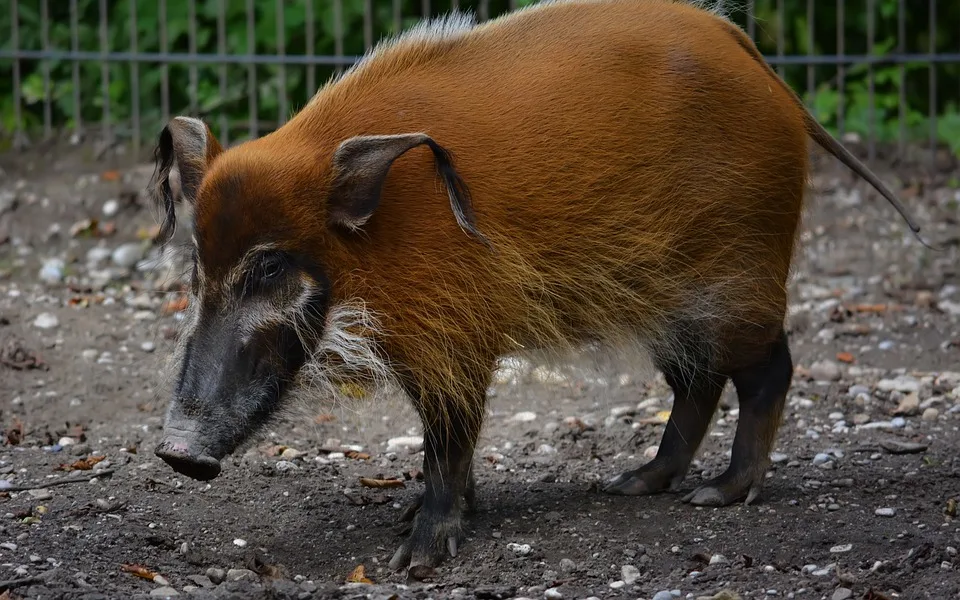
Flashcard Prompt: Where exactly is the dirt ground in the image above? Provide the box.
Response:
[0,141,959,600]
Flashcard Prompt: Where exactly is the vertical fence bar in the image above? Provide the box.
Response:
[393,0,402,33]
[776,0,784,78]
[897,0,906,157]
[188,0,198,115]
[129,0,141,155]
[10,0,23,147]
[247,0,258,139]
[422,0,431,18]
[160,0,169,126]
[277,0,288,126]
[837,0,845,138]
[70,0,82,139]
[451,0,459,12]
[305,0,316,96]
[218,0,229,144]
[479,0,490,21]
[364,0,373,50]
[746,0,755,42]
[41,0,52,140]
[806,0,814,104]
[99,0,111,144]
[929,0,937,163]
[867,0,876,161]
[334,0,345,76]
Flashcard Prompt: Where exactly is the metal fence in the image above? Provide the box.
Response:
[1,0,958,163]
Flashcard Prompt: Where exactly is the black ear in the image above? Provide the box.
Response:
[327,133,489,246]
[149,116,223,246]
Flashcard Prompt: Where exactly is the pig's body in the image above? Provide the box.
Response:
[150,0,922,575]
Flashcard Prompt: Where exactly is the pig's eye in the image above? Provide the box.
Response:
[259,253,286,282]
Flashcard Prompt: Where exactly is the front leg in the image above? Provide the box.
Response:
[389,384,485,573]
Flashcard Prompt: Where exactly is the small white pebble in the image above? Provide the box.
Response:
[507,542,532,556]
[509,411,537,422]
[233,538,247,547]
[875,507,896,517]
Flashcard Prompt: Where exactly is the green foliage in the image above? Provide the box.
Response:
[0,0,958,154]
[735,0,960,153]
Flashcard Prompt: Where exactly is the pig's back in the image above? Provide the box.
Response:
[300,0,805,250]
[291,0,809,355]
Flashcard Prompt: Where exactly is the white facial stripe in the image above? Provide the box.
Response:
[237,275,319,345]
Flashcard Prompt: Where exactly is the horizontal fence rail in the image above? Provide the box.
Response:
[1,0,958,164]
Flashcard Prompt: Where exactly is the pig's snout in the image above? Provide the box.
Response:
[154,433,222,481]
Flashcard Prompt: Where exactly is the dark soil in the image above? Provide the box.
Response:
[1,143,959,600]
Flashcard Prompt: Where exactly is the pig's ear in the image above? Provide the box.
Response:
[149,116,224,246]
[327,133,489,246]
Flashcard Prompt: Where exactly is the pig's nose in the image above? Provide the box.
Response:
[154,437,222,481]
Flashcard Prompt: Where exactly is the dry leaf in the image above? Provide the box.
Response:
[637,410,671,425]
[851,303,901,314]
[57,455,106,471]
[346,564,373,584]
[345,450,371,460]
[69,218,99,237]
[121,563,159,581]
[835,352,855,364]
[245,552,285,580]
[160,296,189,316]
[359,477,405,489]
[313,414,336,424]
[1,341,47,371]
[563,417,590,433]
[101,170,121,182]
[265,445,288,457]
[99,221,117,236]
[5,418,24,446]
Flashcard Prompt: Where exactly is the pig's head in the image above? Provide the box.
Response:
[148,116,485,481]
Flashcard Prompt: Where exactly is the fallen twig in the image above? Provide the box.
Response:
[1,469,116,492]
[0,571,53,591]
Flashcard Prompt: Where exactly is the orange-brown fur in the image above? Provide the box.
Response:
[194,0,807,415]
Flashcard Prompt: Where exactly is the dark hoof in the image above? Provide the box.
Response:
[154,438,222,481]
[681,473,763,507]
[602,460,686,496]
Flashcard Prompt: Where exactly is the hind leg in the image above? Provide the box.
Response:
[604,358,727,496]
[683,329,793,506]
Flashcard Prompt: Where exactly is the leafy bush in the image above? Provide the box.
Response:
[1,0,958,154]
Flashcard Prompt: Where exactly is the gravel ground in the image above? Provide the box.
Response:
[0,143,959,600]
